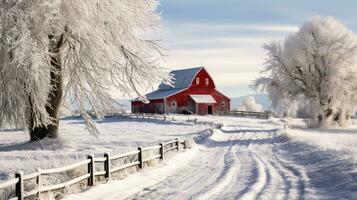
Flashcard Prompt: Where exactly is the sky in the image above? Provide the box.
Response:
[154,0,357,97]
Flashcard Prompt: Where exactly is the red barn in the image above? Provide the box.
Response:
[131,67,230,115]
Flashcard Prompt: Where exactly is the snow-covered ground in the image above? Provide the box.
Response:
[2,115,357,200]
[281,118,357,155]
[0,117,210,181]
[65,115,357,200]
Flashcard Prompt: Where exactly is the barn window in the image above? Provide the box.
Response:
[196,77,200,85]
[205,78,209,85]
[221,101,225,107]
[172,102,176,107]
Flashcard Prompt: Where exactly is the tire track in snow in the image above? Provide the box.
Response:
[253,133,291,200]
[269,134,307,200]
[210,131,260,199]
[190,134,238,198]
[267,160,293,200]
[196,128,248,199]
[254,152,290,200]
[196,142,240,199]
[235,130,293,200]
[272,153,306,200]
[236,154,268,200]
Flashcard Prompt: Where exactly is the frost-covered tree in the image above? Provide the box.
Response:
[253,16,357,127]
[0,0,169,141]
[236,96,263,112]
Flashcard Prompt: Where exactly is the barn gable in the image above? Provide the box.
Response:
[158,67,203,90]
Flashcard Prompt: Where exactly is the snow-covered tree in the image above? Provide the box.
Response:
[236,96,263,112]
[0,0,169,141]
[253,16,357,127]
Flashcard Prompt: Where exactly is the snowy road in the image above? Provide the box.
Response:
[125,125,309,200]
[65,118,357,200]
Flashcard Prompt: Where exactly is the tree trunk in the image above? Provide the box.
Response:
[334,108,351,127]
[317,107,333,127]
[29,34,64,142]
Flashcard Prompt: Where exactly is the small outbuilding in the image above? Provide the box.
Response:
[131,66,230,115]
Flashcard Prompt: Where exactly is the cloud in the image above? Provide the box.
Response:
[164,23,299,33]
[157,22,298,92]
[166,37,282,50]
[158,22,298,42]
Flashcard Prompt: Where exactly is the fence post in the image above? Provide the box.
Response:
[104,153,111,181]
[15,171,24,200]
[194,118,197,124]
[160,142,165,160]
[138,147,143,169]
[87,155,95,186]
[164,115,166,121]
[37,169,41,198]
[176,138,180,151]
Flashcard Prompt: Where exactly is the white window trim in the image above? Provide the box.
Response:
[196,77,200,85]
[205,78,209,85]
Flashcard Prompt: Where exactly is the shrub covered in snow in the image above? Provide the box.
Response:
[236,96,264,112]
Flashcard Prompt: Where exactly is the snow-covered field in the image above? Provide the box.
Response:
[2,115,357,200]
[0,116,210,181]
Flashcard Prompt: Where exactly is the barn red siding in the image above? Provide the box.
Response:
[165,88,230,114]
[131,67,231,115]
[132,99,164,114]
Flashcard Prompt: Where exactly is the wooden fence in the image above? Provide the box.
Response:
[107,113,201,124]
[0,139,186,200]
[219,110,271,119]
[109,111,271,121]
[107,113,172,121]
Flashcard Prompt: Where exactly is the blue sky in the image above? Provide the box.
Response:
[155,0,357,97]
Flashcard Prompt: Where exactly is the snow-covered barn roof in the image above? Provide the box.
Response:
[133,66,211,101]
[190,95,217,104]
[143,88,185,100]
[158,67,203,90]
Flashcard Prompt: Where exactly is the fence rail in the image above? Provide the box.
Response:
[219,110,271,119]
[0,138,185,200]
[107,113,167,121]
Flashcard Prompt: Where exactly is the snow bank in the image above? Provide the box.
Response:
[276,118,357,156]
[284,127,357,156]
